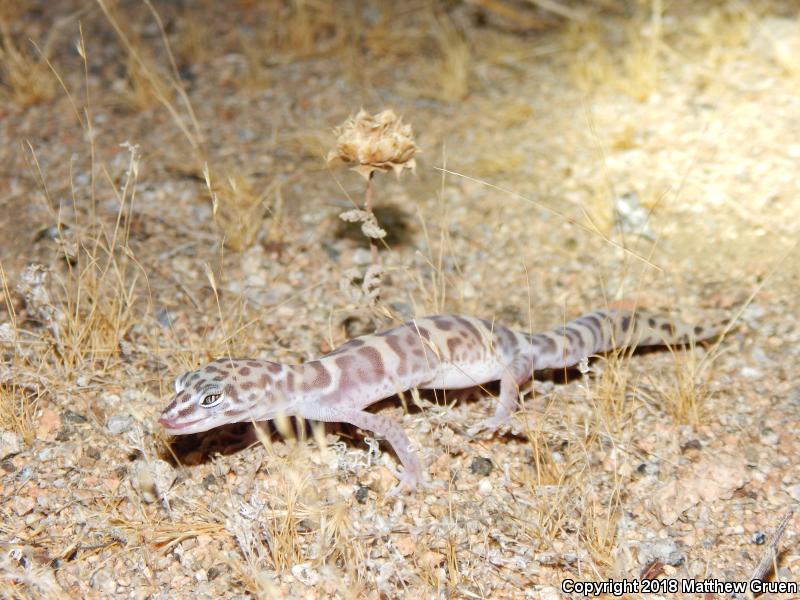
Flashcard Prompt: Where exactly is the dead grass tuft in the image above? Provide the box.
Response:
[97,0,204,155]
[563,0,665,100]
[577,486,620,568]
[433,14,471,102]
[642,341,716,426]
[18,138,143,381]
[274,0,350,59]
[0,382,38,446]
[204,167,278,252]
[0,23,55,107]
[585,351,639,436]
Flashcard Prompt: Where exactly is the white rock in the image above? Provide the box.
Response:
[784,484,800,502]
[130,459,177,503]
[291,562,319,586]
[0,430,21,459]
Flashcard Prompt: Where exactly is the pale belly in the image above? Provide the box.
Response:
[417,360,503,390]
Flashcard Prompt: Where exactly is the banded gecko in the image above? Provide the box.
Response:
[159,309,724,493]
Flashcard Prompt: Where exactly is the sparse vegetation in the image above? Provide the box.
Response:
[0,0,797,597]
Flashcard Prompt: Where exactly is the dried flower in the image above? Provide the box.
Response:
[327,109,418,180]
[339,209,387,239]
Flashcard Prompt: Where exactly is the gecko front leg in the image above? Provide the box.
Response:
[297,403,430,494]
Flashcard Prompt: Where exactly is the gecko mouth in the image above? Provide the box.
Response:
[159,415,204,432]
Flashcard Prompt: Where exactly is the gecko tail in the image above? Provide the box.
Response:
[616,310,731,348]
[526,309,730,371]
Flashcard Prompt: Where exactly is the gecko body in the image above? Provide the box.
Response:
[159,310,724,492]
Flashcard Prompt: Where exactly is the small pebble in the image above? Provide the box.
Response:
[130,459,176,503]
[470,456,493,477]
[106,414,133,435]
[752,532,766,545]
[355,485,369,504]
[63,410,88,424]
[759,428,779,446]
[638,538,684,567]
[0,431,21,459]
[785,484,800,502]
[740,366,762,379]
[291,562,319,586]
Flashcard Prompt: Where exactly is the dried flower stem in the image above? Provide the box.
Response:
[365,174,378,264]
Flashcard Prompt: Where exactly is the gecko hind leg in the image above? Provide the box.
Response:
[468,354,533,435]
[299,403,431,494]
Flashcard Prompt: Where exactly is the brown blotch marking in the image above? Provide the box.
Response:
[580,313,604,332]
[334,354,356,372]
[247,392,257,402]
[415,326,432,342]
[177,404,195,418]
[305,361,332,390]
[224,384,240,402]
[240,381,256,391]
[453,315,484,345]
[564,327,582,351]
[433,316,453,331]
[575,316,599,346]
[164,400,177,413]
[384,334,408,376]
[497,327,519,352]
[188,372,201,383]
[356,346,385,383]
[537,335,557,355]
[572,325,592,350]
[286,370,295,391]
[693,325,703,335]
[239,366,251,376]
[247,360,261,368]
[213,374,226,382]
[334,354,357,389]
[205,365,223,374]
[660,322,676,335]
[647,316,657,328]
[257,374,271,389]
[447,336,464,357]
[267,363,282,374]
[620,315,631,331]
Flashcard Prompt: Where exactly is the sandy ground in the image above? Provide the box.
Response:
[1,1,799,598]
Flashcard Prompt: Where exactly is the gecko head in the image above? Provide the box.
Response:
[159,359,280,435]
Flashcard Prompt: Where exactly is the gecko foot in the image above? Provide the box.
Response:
[385,465,437,496]
[467,414,511,437]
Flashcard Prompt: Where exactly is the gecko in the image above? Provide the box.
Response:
[159,309,725,493]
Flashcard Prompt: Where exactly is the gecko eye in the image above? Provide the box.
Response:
[200,393,222,408]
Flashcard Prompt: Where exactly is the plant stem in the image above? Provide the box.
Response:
[365,173,378,264]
